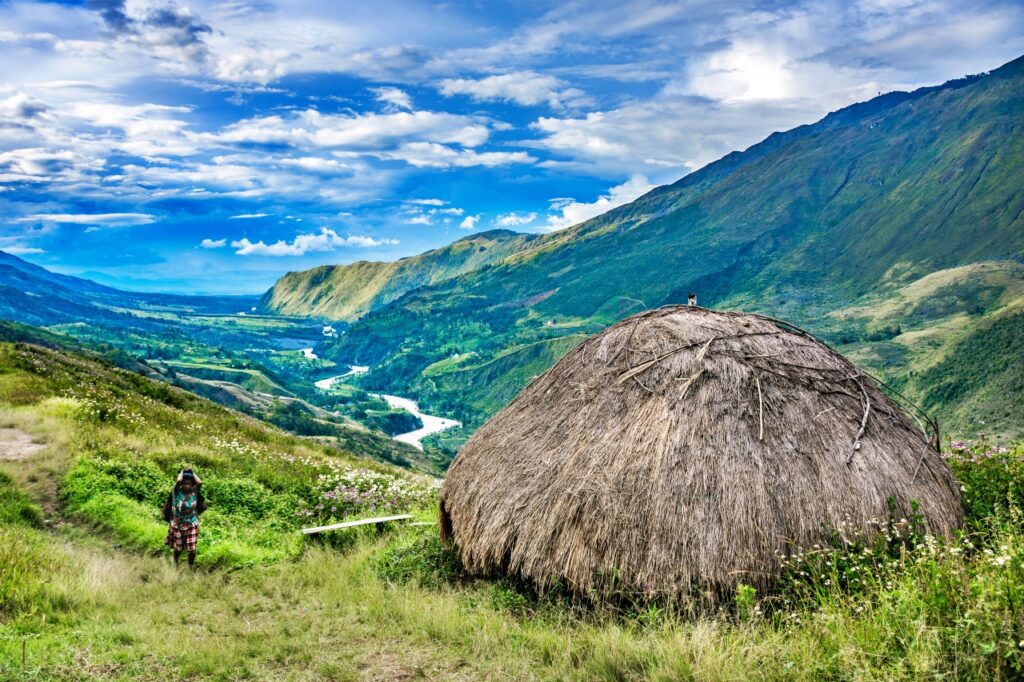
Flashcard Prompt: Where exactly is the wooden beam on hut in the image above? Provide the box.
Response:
[301,514,412,535]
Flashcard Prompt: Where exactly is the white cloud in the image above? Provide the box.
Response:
[405,203,466,225]
[213,109,491,150]
[496,211,536,227]
[3,245,44,255]
[200,238,227,248]
[231,226,397,256]
[371,86,413,111]
[214,49,292,84]
[438,70,589,108]
[229,213,269,219]
[14,213,156,227]
[681,39,870,104]
[343,235,398,248]
[0,92,48,119]
[530,95,833,176]
[460,214,479,229]
[64,102,196,158]
[546,174,655,230]
[381,142,534,168]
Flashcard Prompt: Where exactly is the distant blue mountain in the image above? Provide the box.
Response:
[0,250,257,326]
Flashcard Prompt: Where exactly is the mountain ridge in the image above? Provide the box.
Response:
[257,228,539,321]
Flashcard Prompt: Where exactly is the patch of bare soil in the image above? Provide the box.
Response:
[0,427,46,461]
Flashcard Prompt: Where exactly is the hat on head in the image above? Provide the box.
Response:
[177,468,202,485]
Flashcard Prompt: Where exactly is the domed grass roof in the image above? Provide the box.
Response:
[439,306,964,603]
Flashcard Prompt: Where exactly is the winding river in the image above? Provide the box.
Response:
[312,365,461,450]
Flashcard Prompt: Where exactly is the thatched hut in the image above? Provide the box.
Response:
[439,306,964,603]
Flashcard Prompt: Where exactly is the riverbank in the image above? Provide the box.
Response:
[372,393,462,451]
[312,365,461,449]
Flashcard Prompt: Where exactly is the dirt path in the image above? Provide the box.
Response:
[0,426,63,518]
[0,427,47,461]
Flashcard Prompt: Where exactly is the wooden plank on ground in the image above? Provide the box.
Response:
[301,514,412,535]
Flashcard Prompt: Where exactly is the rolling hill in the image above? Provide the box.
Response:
[257,229,539,321]
[281,55,1024,444]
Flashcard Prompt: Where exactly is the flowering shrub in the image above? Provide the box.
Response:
[295,466,438,523]
[946,436,1024,527]
[772,510,926,610]
[761,443,1024,677]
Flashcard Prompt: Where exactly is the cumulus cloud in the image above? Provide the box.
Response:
[438,71,589,108]
[380,142,534,168]
[372,86,413,111]
[231,226,397,256]
[530,95,828,175]
[212,109,491,150]
[87,0,213,69]
[3,245,45,255]
[199,238,227,248]
[496,211,536,227]
[214,49,292,84]
[405,202,465,225]
[66,102,196,158]
[460,214,479,229]
[0,92,49,120]
[0,149,81,180]
[14,212,156,227]
[546,174,655,230]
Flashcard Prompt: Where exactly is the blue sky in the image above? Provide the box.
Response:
[1,0,1022,294]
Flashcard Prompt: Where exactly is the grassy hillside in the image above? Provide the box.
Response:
[830,260,1024,440]
[0,340,436,565]
[2,340,1024,678]
[0,252,443,469]
[257,229,539,321]
[318,56,1024,446]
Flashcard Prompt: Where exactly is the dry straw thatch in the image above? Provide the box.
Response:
[439,305,964,603]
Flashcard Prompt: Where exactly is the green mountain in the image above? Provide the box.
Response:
[0,250,256,326]
[257,229,539,321]
[301,55,1024,445]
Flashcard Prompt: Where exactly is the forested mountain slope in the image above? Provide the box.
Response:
[257,229,539,321]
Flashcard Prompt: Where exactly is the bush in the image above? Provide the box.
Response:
[74,492,167,552]
[373,526,463,589]
[62,452,168,510]
[202,476,279,519]
[0,470,42,527]
[946,438,1024,527]
[766,471,1024,678]
[295,466,437,526]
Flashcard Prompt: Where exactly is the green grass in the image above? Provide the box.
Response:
[0,341,437,571]
[2,338,1024,679]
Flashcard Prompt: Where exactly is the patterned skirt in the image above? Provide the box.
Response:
[165,520,199,552]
